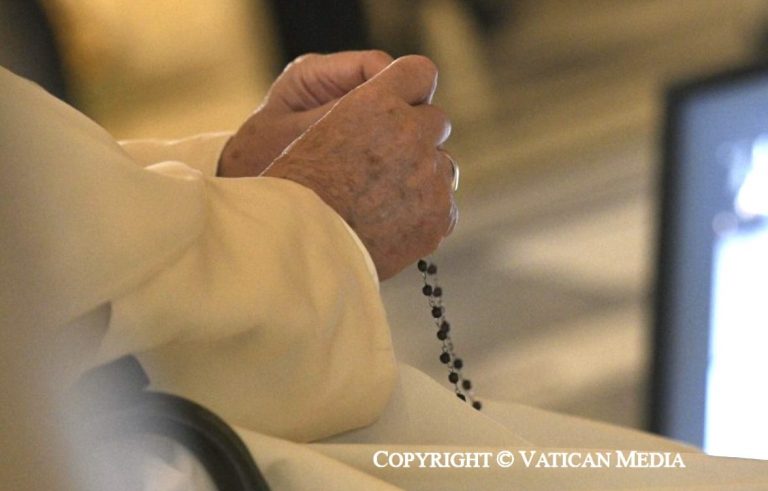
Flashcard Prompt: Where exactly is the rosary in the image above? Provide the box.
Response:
[417,259,482,410]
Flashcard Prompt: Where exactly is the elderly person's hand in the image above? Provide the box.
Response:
[218,50,393,177]
[264,55,456,280]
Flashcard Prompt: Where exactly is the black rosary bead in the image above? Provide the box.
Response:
[418,258,481,411]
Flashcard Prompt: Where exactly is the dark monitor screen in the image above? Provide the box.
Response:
[652,63,768,459]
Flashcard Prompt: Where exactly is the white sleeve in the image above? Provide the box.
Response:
[87,434,218,491]
[0,65,396,476]
[100,174,396,443]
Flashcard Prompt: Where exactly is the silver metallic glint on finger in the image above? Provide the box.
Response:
[449,157,460,192]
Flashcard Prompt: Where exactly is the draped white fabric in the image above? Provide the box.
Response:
[1,66,766,490]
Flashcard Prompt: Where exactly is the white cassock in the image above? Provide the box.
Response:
[1,66,767,490]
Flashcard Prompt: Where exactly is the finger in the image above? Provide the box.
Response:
[446,198,459,236]
[429,154,458,244]
[274,50,394,110]
[362,55,439,105]
[316,50,394,87]
[413,104,451,146]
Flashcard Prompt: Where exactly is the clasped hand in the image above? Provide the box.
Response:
[218,51,457,280]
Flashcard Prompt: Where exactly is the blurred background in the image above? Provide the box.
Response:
[3,0,768,433]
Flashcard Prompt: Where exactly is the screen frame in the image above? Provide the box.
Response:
[650,61,768,446]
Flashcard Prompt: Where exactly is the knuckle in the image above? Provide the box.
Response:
[430,105,451,132]
[429,104,448,121]
[395,55,438,103]
[339,88,407,124]
[365,49,394,66]
[292,52,322,65]
[348,83,388,106]
[404,55,438,78]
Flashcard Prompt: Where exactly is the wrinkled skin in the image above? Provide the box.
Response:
[219,52,456,280]
[218,50,395,177]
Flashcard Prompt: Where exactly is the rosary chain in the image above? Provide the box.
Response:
[417,259,482,411]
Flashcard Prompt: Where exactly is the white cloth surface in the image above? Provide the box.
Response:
[90,434,218,491]
[1,66,767,490]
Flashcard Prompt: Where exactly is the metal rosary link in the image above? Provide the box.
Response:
[417,259,482,410]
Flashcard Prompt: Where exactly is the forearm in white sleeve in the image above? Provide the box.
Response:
[100,173,396,443]
[0,66,396,489]
[1,65,206,490]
